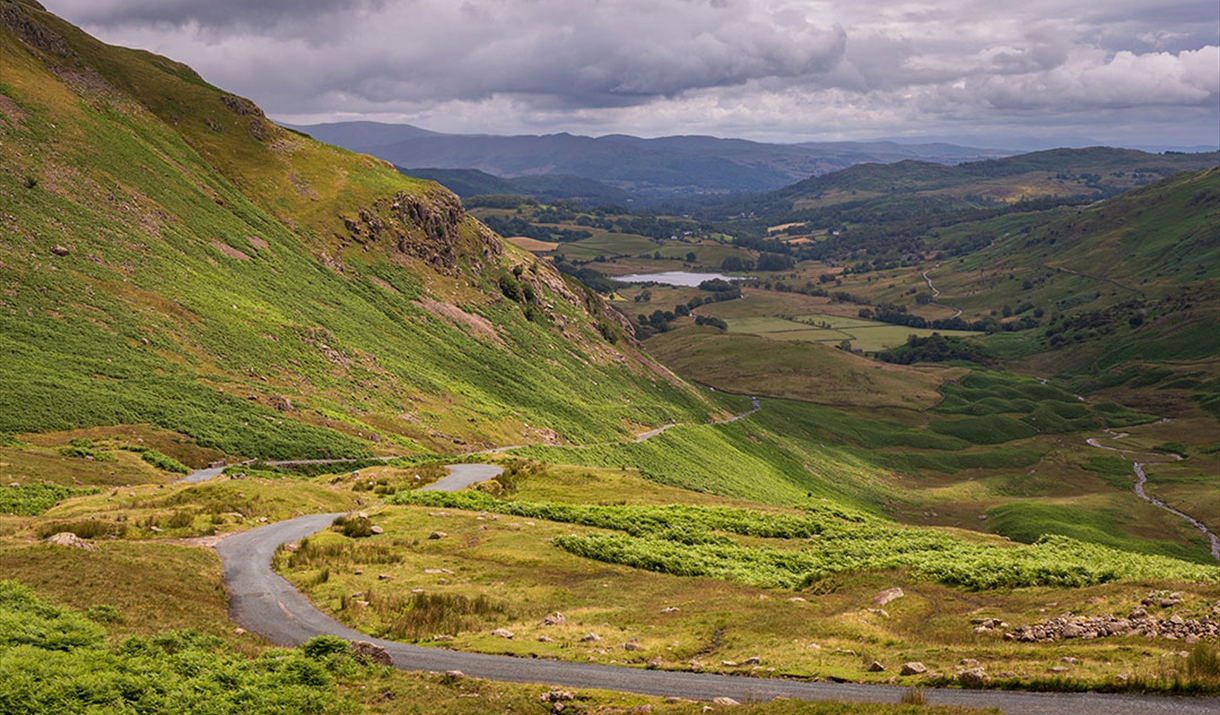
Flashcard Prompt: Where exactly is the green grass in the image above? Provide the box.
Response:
[930,414,1038,445]
[390,491,1220,590]
[726,315,981,352]
[985,501,1214,564]
[0,485,96,517]
[0,581,351,714]
[513,402,891,512]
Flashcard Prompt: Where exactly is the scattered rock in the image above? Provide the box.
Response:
[900,662,927,675]
[537,635,554,643]
[445,670,464,679]
[623,640,643,652]
[647,656,663,669]
[957,667,990,687]
[742,656,761,665]
[491,628,514,639]
[429,531,448,540]
[43,532,99,551]
[377,573,392,581]
[712,697,740,706]
[1048,666,1070,673]
[234,628,246,636]
[689,660,704,672]
[661,606,680,613]
[1060,656,1078,664]
[1004,610,1216,643]
[350,641,393,667]
[580,632,601,642]
[959,658,979,667]
[369,526,384,535]
[541,612,567,626]
[867,661,886,672]
[541,690,574,703]
[50,244,70,256]
[722,660,738,667]
[872,587,905,607]
[433,635,453,642]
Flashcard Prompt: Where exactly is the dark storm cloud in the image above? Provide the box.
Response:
[42,1,1220,146]
[50,0,848,107]
[50,0,386,32]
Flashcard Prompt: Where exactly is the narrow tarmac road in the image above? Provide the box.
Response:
[214,465,1219,715]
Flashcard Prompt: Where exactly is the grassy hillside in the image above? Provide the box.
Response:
[0,0,725,461]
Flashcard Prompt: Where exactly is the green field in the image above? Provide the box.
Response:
[727,314,982,352]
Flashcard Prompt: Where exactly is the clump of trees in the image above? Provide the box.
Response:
[878,333,996,365]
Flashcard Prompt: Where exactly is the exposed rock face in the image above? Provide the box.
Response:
[341,190,502,276]
[1,2,70,57]
[220,95,267,140]
[349,640,393,667]
[44,532,99,551]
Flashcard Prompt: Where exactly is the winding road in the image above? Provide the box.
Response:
[211,464,1219,714]
[922,267,963,319]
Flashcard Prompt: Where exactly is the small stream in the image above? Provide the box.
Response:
[1087,430,1220,561]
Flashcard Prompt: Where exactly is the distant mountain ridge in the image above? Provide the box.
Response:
[705,146,1220,222]
[287,121,1016,200]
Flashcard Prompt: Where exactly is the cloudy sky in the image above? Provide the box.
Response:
[46,0,1220,148]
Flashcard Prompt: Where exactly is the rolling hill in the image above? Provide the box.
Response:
[707,147,1220,222]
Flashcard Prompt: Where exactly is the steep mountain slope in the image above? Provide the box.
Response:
[0,0,721,461]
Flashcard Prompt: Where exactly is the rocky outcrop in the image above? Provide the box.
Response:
[350,640,393,666]
[220,95,267,141]
[43,532,99,551]
[1,2,70,57]
[341,189,502,276]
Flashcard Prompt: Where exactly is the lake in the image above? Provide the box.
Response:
[614,271,742,287]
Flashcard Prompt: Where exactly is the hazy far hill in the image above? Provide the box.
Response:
[290,120,1014,200]
[705,146,1220,221]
